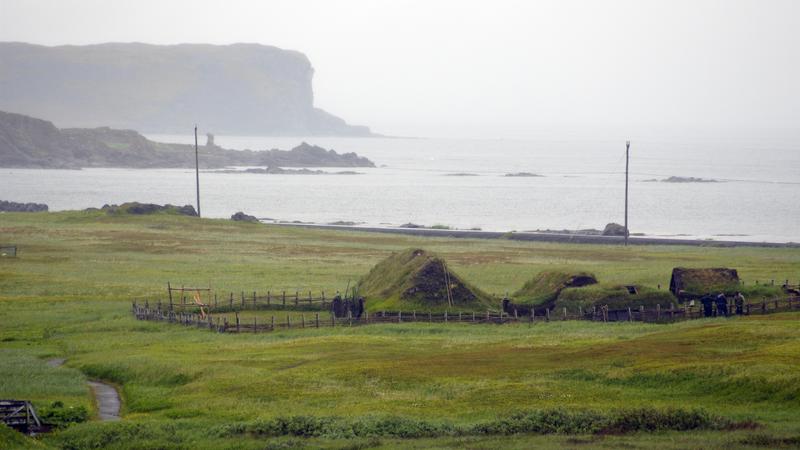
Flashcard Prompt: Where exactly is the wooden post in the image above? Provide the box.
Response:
[295,291,299,306]
[253,291,257,308]
[562,307,567,320]
[267,291,271,306]
[316,313,320,328]
[167,281,173,306]
[365,310,370,322]
[287,315,291,328]
[229,292,233,308]
[472,311,476,322]
[348,310,352,326]
[214,293,218,309]
[669,303,675,320]
[579,306,582,317]
[514,309,518,320]
[412,310,416,321]
[253,317,257,334]
[546,308,550,321]
[459,311,463,322]
[628,307,632,322]
[657,304,662,321]
[640,305,645,321]
[308,290,312,305]
[235,312,240,333]
[444,311,448,322]
[282,291,286,306]
[398,311,402,323]
[271,315,275,331]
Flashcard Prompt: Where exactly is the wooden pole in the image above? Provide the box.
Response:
[194,125,201,217]
[624,140,630,246]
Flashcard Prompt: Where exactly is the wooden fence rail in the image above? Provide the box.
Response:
[132,296,800,333]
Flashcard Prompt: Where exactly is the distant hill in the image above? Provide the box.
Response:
[0,110,375,169]
[0,42,371,136]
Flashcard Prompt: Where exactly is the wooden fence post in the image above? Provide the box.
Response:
[253,317,257,334]
[282,291,286,306]
[412,310,416,321]
[214,293,218,309]
[546,308,550,322]
[316,313,320,328]
[640,305,645,321]
[562,307,567,320]
[271,316,275,331]
[229,292,233,308]
[267,291,271,306]
[365,310,369,323]
[348,310,352,326]
[295,291,299,306]
[235,312,240,333]
[486,310,490,322]
[398,311,402,323]
[627,307,632,322]
[287,315,291,328]
[253,291,257,308]
[444,311,448,322]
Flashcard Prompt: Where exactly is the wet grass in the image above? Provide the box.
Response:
[1,211,800,448]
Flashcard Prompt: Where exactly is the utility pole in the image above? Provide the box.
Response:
[624,140,630,246]
[194,125,201,218]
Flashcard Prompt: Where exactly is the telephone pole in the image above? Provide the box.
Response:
[194,125,201,218]
[624,140,630,246]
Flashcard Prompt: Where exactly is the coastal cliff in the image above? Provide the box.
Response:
[0,42,371,136]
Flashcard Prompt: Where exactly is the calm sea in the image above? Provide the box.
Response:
[2,135,798,242]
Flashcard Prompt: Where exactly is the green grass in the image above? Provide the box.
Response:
[1,211,800,448]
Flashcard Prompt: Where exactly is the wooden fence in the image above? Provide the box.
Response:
[167,289,337,311]
[132,296,800,333]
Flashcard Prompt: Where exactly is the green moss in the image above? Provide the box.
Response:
[358,249,495,312]
[556,285,677,311]
[511,271,597,306]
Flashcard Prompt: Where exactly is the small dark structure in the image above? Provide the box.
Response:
[669,267,739,299]
[331,296,364,318]
[0,400,42,434]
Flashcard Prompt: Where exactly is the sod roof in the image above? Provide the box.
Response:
[357,248,495,312]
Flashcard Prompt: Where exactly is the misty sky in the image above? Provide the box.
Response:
[1,0,798,139]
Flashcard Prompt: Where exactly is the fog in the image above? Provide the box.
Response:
[1,0,798,139]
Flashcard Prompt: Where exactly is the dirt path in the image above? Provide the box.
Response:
[46,358,121,421]
[87,381,120,421]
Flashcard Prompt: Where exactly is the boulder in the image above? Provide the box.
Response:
[231,212,258,222]
[603,223,628,236]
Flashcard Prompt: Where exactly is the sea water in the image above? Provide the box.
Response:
[2,135,798,242]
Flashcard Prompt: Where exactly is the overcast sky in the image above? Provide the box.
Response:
[1,0,797,139]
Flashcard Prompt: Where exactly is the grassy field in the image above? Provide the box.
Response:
[1,211,800,449]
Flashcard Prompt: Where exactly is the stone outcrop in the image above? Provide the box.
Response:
[0,111,376,169]
[0,200,48,212]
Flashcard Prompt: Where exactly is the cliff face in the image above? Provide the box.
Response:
[0,42,371,136]
[0,111,375,169]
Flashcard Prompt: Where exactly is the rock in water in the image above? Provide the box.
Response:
[231,212,258,222]
[603,223,629,236]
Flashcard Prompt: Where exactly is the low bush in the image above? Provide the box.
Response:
[38,401,89,428]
